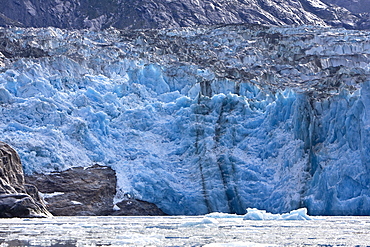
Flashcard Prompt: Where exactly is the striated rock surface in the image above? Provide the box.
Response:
[321,0,370,14]
[25,164,166,216]
[0,0,368,30]
[0,141,51,218]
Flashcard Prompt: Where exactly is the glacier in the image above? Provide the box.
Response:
[0,24,370,216]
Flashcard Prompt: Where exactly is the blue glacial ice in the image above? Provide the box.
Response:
[0,25,370,215]
[243,208,312,220]
[206,208,312,220]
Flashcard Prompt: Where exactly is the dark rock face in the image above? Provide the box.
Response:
[319,0,370,30]
[0,0,368,30]
[113,199,167,216]
[25,164,166,216]
[321,0,370,14]
[0,141,51,218]
[25,164,117,216]
[112,199,165,216]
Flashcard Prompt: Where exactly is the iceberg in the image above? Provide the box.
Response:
[243,208,312,220]
[205,208,312,220]
[0,24,370,216]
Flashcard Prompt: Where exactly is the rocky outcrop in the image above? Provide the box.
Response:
[25,164,116,216]
[113,199,167,216]
[25,164,166,216]
[0,141,51,218]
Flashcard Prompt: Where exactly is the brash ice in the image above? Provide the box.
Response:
[0,24,369,215]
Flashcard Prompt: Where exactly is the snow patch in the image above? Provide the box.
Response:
[40,192,65,199]
[71,201,83,205]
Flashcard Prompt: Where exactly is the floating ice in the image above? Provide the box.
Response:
[205,208,312,220]
[179,218,219,228]
[2,216,370,246]
[243,208,312,220]
[205,212,244,218]
[204,242,279,247]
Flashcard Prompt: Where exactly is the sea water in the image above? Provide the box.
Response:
[0,216,369,246]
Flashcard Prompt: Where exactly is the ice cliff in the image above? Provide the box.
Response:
[0,24,369,215]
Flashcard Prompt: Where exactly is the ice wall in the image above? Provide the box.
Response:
[0,25,369,215]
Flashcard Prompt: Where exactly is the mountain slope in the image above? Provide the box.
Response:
[0,0,368,30]
[321,0,370,14]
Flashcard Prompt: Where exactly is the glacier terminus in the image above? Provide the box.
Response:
[0,24,370,216]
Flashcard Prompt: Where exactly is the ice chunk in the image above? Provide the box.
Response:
[205,212,244,218]
[135,64,170,94]
[280,208,312,220]
[113,204,120,211]
[243,208,312,220]
[0,87,13,104]
[179,218,219,227]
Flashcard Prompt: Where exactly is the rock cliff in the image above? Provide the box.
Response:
[0,141,51,218]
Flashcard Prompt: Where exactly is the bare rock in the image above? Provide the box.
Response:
[25,164,166,216]
[0,141,51,218]
[113,199,166,216]
[0,0,369,31]
[25,164,116,216]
